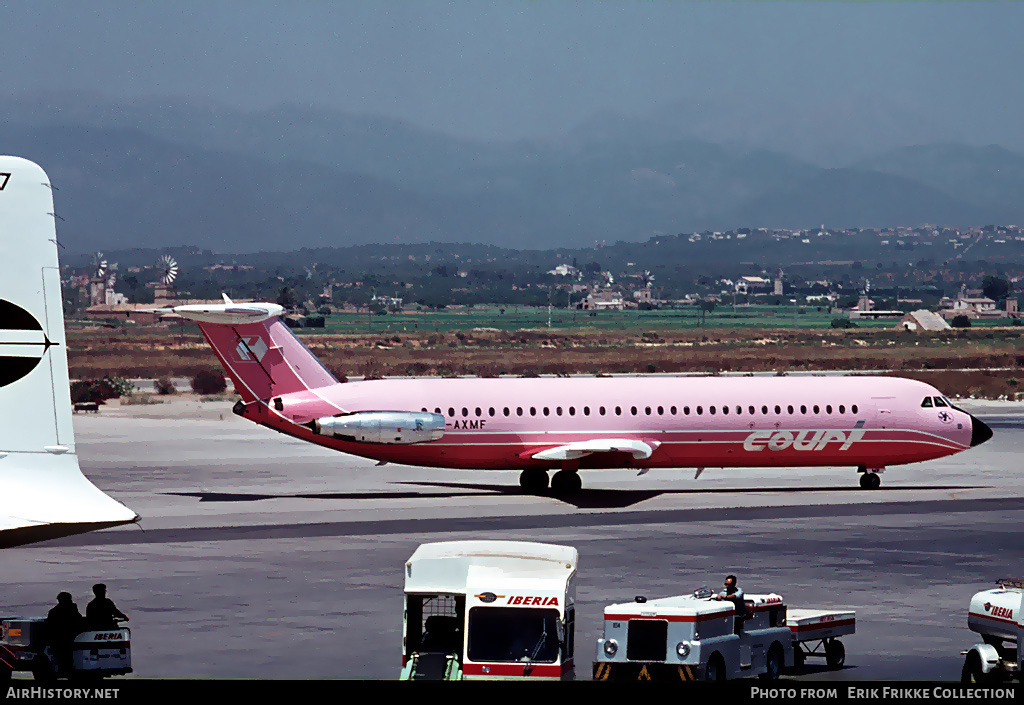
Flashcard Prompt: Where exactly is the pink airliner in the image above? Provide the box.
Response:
[161,298,992,494]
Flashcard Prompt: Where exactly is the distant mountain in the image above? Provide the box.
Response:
[0,124,535,253]
[730,168,1023,230]
[854,144,1024,214]
[4,94,1024,253]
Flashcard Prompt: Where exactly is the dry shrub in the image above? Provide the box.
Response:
[191,369,227,395]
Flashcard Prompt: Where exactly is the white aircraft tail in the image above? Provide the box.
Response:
[0,156,137,547]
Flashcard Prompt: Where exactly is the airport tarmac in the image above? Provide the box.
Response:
[1,396,1022,680]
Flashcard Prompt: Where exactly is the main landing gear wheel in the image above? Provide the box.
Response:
[859,472,881,490]
[550,469,582,495]
[519,468,549,494]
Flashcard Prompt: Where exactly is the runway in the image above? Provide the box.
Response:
[2,397,1021,680]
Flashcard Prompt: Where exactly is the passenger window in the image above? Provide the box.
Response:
[800,405,807,414]
[434,408,441,415]
[839,405,845,414]
[462,408,469,417]
[684,406,690,415]
[475,408,482,417]
[813,405,819,414]
[671,406,677,415]
[615,406,622,415]
[570,407,577,416]
[488,407,495,417]
[697,406,703,415]
[852,405,859,414]
[530,407,536,416]
[762,405,768,415]
[543,407,550,416]
[709,406,716,415]
[516,407,523,416]
[556,407,563,416]
[599,406,606,415]
[921,397,933,408]
[657,406,664,415]
[631,406,638,416]
[826,405,832,414]
[503,407,510,416]
[721,405,728,415]
[448,407,455,417]
[787,405,794,414]
[645,406,651,415]
[933,397,948,407]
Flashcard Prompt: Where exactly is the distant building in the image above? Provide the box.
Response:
[735,276,770,294]
[633,288,653,304]
[849,294,902,320]
[547,264,578,277]
[898,310,951,332]
[578,290,630,311]
[937,289,1002,320]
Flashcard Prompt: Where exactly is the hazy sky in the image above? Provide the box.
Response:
[2,1,1022,142]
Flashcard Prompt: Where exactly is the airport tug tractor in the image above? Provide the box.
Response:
[400,541,577,680]
[0,617,131,681]
[593,587,855,681]
[961,578,1024,682]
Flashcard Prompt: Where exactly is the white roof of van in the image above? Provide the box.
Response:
[404,541,578,594]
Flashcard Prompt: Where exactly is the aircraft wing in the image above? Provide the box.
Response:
[525,438,659,461]
[0,156,138,548]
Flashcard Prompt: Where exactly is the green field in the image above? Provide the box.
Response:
[301,304,1011,335]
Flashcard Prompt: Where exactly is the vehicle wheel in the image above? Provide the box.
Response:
[961,652,987,683]
[519,468,549,494]
[792,648,805,671]
[859,472,880,490]
[760,643,783,680]
[704,653,726,681]
[824,639,845,669]
[550,470,582,495]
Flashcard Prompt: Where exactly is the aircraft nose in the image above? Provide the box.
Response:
[970,415,993,447]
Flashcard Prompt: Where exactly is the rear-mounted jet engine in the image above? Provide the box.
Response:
[312,411,445,444]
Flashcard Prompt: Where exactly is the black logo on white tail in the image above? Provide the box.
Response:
[0,300,56,388]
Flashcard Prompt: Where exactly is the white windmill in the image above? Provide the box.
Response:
[92,251,107,278]
[88,252,108,306]
[154,254,179,303]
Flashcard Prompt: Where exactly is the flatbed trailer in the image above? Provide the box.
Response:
[786,608,856,670]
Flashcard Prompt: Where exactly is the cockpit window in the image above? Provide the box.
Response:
[921,397,933,408]
[933,397,948,407]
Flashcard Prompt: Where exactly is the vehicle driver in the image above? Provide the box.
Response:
[713,574,747,630]
[86,584,128,630]
[46,592,83,675]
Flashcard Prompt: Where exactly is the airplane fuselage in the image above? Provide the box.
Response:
[235,375,983,472]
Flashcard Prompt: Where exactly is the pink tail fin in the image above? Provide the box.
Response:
[198,318,336,403]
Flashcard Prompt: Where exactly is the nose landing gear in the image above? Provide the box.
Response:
[858,466,882,490]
